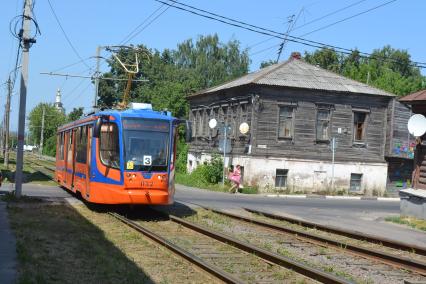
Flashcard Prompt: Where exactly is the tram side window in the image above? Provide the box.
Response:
[67,131,73,164]
[76,126,87,164]
[58,132,65,160]
[100,123,120,169]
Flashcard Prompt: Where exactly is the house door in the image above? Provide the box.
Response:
[414,145,426,189]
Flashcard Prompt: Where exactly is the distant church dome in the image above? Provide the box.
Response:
[54,89,65,113]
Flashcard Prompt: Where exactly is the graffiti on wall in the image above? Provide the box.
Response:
[393,140,415,159]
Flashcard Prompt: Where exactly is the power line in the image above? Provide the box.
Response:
[292,0,367,31]
[300,0,398,37]
[46,0,92,71]
[51,57,94,73]
[156,0,425,68]
[122,4,173,44]
[120,2,168,45]
[247,0,367,52]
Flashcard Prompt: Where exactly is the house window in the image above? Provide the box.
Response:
[278,106,294,139]
[275,169,288,188]
[353,112,367,143]
[197,110,204,137]
[350,173,362,192]
[191,110,196,138]
[316,109,330,141]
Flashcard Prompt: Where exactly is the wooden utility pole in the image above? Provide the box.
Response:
[15,0,34,198]
[4,77,12,168]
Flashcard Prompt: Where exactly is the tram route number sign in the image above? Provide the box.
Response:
[143,155,152,166]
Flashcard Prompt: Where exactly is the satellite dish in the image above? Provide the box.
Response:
[407,114,426,137]
[208,118,217,129]
[239,122,249,134]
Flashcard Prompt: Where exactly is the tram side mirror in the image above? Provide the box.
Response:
[93,117,102,138]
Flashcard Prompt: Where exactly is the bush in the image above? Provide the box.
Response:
[176,138,188,174]
[201,155,223,184]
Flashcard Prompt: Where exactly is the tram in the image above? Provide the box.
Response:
[54,103,190,204]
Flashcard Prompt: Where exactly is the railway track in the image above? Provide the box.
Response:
[110,209,350,284]
[170,202,426,283]
[244,207,426,256]
[193,206,426,276]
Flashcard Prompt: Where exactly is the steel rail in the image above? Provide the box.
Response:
[201,207,426,276]
[169,215,352,284]
[108,212,244,284]
[244,208,426,256]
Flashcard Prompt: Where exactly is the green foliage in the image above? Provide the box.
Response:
[259,60,276,69]
[200,154,223,184]
[175,136,188,174]
[43,135,57,157]
[67,107,84,122]
[176,155,223,188]
[28,103,67,156]
[304,46,425,96]
[98,34,250,116]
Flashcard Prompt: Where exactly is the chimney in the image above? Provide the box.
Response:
[290,52,301,60]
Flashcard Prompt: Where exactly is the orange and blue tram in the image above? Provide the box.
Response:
[55,104,189,204]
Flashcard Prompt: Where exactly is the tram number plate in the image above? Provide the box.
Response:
[141,181,154,188]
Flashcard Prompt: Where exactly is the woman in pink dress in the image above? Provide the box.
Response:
[228,165,241,193]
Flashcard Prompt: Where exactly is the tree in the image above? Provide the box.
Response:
[68,107,84,122]
[260,60,276,69]
[304,46,425,96]
[28,103,67,156]
[97,34,250,117]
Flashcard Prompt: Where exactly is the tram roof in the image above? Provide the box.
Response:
[58,108,175,132]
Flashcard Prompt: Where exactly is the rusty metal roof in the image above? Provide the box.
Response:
[191,58,394,97]
[399,89,426,103]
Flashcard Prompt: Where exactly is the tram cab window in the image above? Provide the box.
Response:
[99,123,120,169]
[122,118,169,172]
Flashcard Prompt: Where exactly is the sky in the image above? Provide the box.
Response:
[0,0,425,132]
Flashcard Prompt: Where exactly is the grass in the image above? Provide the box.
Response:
[7,202,216,284]
[0,154,56,186]
[176,172,259,194]
[385,215,426,231]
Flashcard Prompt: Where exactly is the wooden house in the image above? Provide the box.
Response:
[187,52,412,194]
[400,89,426,189]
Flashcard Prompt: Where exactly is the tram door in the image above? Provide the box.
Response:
[64,129,75,190]
[86,126,92,197]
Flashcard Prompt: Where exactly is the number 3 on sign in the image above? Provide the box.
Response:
[143,155,152,166]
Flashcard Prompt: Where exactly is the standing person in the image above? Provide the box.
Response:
[228,165,241,193]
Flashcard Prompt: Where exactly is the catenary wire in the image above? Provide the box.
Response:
[155,0,425,68]
[300,0,398,37]
[46,0,92,71]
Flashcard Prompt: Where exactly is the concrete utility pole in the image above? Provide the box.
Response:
[39,106,45,156]
[93,46,101,111]
[15,0,33,198]
[4,77,12,168]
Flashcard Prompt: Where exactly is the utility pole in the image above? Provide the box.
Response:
[4,77,12,168]
[93,45,101,111]
[39,106,45,156]
[15,0,34,198]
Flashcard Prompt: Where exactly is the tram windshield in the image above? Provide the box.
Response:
[123,118,170,172]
